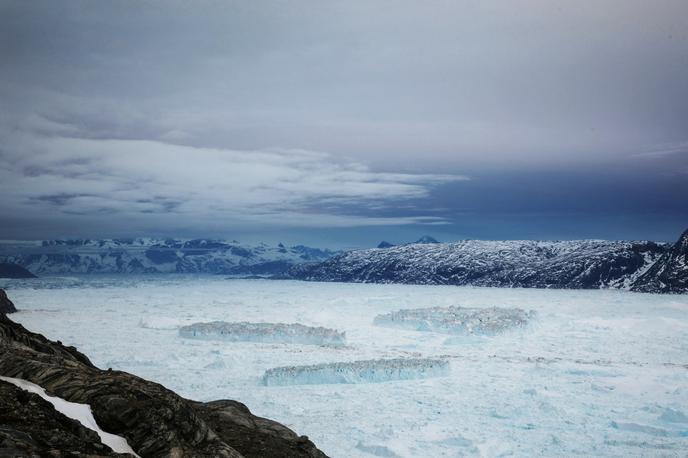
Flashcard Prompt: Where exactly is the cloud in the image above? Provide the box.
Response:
[0,124,465,235]
[632,141,688,159]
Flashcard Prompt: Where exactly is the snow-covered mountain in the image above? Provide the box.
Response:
[288,238,676,290]
[631,228,688,293]
[0,238,335,275]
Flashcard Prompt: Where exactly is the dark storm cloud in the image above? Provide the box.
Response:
[0,0,686,242]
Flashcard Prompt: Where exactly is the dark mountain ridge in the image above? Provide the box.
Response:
[288,228,688,293]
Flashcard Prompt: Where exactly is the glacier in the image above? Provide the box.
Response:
[179,321,346,345]
[262,358,449,386]
[373,306,535,335]
[4,275,688,457]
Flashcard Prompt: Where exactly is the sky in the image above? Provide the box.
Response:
[1,0,687,248]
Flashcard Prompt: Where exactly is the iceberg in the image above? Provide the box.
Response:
[373,306,535,335]
[262,358,449,386]
[179,321,346,345]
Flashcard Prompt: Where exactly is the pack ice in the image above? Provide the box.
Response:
[373,306,535,335]
[262,358,449,386]
[178,321,346,345]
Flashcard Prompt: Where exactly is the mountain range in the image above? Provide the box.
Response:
[1,230,686,294]
[0,238,334,275]
[288,228,688,294]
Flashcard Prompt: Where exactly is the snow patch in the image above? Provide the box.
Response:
[0,376,139,456]
[262,358,449,386]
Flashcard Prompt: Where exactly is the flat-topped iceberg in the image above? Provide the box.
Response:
[262,358,449,386]
[374,306,535,335]
[179,321,346,345]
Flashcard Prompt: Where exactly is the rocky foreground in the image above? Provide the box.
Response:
[0,290,327,458]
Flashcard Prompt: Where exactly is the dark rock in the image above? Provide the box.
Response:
[192,400,327,458]
[0,289,17,314]
[0,293,328,458]
[377,241,394,249]
[0,262,36,279]
[0,380,126,457]
[632,228,688,294]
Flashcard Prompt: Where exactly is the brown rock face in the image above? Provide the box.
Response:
[0,291,328,458]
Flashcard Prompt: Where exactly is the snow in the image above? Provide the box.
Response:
[0,375,139,456]
[0,238,334,274]
[180,321,346,345]
[3,275,688,457]
[373,306,535,335]
[262,358,449,386]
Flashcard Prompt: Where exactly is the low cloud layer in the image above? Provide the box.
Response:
[0,120,463,237]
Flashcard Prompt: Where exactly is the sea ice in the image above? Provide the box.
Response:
[179,321,346,345]
[262,358,449,386]
[373,306,535,335]
[7,276,688,457]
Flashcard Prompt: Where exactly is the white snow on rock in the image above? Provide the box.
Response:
[373,306,535,335]
[262,358,449,386]
[179,321,346,345]
[0,375,140,457]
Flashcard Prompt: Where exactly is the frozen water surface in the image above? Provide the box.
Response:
[179,321,345,345]
[374,306,535,335]
[3,275,688,457]
[262,358,449,386]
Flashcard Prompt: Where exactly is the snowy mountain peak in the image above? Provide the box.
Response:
[631,227,688,293]
[414,235,439,244]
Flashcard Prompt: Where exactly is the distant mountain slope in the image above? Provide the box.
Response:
[288,239,670,290]
[0,262,37,279]
[631,229,688,294]
[0,239,335,275]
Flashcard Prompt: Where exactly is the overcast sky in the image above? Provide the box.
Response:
[1,0,686,247]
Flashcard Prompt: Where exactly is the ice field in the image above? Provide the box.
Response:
[3,275,688,457]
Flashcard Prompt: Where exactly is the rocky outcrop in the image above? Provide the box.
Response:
[631,228,688,294]
[0,289,17,314]
[0,293,328,457]
[0,262,36,278]
[192,400,326,458]
[0,380,125,457]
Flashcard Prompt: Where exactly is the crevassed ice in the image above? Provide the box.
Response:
[178,321,346,345]
[262,358,449,386]
[373,306,535,335]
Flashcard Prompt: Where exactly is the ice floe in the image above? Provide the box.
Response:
[373,306,535,335]
[262,358,449,386]
[179,321,346,345]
